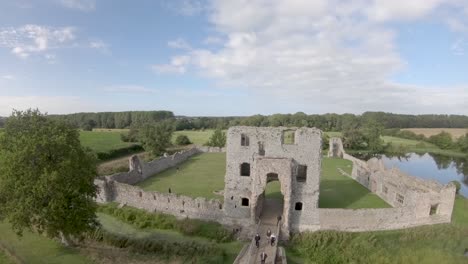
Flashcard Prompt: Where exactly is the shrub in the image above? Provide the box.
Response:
[450,181,461,194]
[97,203,233,242]
[428,132,453,149]
[175,134,192,145]
[120,128,139,142]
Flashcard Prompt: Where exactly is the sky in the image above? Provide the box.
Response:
[0,0,468,116]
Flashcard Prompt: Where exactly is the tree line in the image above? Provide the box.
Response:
[2,111,468,131]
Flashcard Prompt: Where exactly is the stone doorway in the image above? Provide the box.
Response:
[259,173,284,225]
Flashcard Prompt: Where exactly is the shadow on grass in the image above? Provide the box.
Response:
[319,179,370,208]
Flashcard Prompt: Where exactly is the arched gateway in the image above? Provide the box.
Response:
[223,126,323,238]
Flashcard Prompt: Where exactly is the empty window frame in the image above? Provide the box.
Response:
[396,193,404,204]
[240,163,251,176]
[430,204,439,215]
[297,165,307,182]
[258,141,265,156]
[241,198,249,206]
[295,202,303,211]
[241,134,250,146]
[282,130,296,144]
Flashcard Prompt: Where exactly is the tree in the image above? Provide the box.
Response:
[0,109,98,245]
[206,128,226,147]
[428,132,453,149]
[457,133,468,153]
[139,122,174,156]
[362,120,385,152]
[175,134,192,145]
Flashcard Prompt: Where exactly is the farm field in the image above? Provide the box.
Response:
[79,130,137,153]
[402,128,468,139]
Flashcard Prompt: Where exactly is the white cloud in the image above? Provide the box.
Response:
[152,56,190,74]
[451,39,466,55]
[168,38,191,50]
[89,39,110,54]
[103,85,157,94]
[58,0,95,11]
[0,25,75,58]
[0,96,99,116]
[155,0,468,114]
[1,75,15,80]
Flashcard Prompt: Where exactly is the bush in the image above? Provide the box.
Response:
[175,134,192,145]
[428,132,453,149]
[97,203,234,242]
[88,228,224,263]
[120,128,139,142]
[205,128,226,148]
[450,181,461,194]
[96,144,144,161]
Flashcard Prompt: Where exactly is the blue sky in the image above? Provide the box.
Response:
[0,0,467,116]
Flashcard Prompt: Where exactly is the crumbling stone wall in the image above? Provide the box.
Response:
[95,179,224,222]
[328,137,344,158]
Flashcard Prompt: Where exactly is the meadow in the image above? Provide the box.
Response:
[402,128,468,139]
[79,130,137,153]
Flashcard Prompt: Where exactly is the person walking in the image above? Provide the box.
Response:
[270,233,276,246]
[277,215,282,225]
[260,251,267,264]
[255,233,260,248]
[266,229,271,239]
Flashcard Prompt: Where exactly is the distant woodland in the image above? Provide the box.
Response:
[2,111,468,131]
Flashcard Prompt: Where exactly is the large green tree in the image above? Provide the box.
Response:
[139,122,174,156]
[0,109,98,245]
[206,128,226,147]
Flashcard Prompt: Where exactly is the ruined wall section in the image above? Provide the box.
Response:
[95,179,225,222]
[319,207,450,232]
[223,126,322,232]
[328,137,344,158]
[331,137,456,224]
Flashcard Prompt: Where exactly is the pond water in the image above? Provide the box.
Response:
[376,153,468,197]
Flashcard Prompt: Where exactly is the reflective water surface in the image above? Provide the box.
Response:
[378,153,468,197]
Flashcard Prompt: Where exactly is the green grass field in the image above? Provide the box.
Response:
[79,130,136,153]
[173,130,215,145]
[319,158,390,208]
[137,152,226,199]
[0,250,14,264]
[137,152,388,208]
[0,222,92,264]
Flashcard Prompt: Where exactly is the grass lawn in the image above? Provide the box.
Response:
[80,130,136,153]
[383,136,466,157]
[137,152,226,199]
[288,195,468,263]
[319,158,390,208]
[0,250,14,264]
[173,130,216,145]
[98,212,243,264]
[137,151,387,208]
[0,222,92,264]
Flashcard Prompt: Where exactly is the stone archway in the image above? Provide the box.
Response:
[251,157,293,235]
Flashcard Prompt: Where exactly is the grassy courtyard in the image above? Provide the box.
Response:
[137,152,389,208]
[319,158,390,208]
[137,152,226,199]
